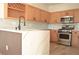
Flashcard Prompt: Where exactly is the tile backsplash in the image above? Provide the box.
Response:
[0,19,48,30]
[0,18,79,30]
[48,24,62,30]
[74,23,79,30]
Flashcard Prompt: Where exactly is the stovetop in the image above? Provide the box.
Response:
[58,29,72,33]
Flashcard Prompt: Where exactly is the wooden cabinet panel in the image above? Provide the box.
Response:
[0,31,6,55]
[72,31,79,48]
[60,10,74,18]
[50,30,58,42]
[50,12,61,24]
[44,12,51,23]
[40,10,50,23]
[74,9,79,23]
[0,30,21,55]
[40,10,46,22]
[6,32,21,55]
[65,10,74,16]
[6,3,25,19]
[32,7,41,22]
[25,5,41,22]
[25,4,34,20]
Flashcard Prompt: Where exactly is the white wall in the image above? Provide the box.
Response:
[0,3,4,18]
[48,3,79,12]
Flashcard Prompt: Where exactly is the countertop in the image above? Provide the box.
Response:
[0,28,50,33]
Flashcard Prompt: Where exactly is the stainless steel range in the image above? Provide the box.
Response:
[58,16,74,46]
[58,29,72,46]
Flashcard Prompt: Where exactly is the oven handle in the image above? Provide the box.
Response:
[58,33,72,35]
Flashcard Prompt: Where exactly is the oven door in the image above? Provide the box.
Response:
[58,33,71,46]
[58,33,71,40]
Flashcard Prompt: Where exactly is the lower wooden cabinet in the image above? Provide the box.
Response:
[0,30,21,55]
[72,30,79,48]
[50,30,58,42]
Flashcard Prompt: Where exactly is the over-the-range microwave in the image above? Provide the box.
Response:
[61,16,74,24]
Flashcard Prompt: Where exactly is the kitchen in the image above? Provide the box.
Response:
[0,3,79,55]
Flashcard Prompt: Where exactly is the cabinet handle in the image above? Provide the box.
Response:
[33,17,36,21]
[6,45,8,51]
[45,19,47,22]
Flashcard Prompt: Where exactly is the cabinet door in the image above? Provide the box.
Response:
[6,3,25,19]
[74,9,79,23]
[32,7,41,22]
[44,11,51,23]
[25,4,34,21]
[40,10,46,22]
[60,10,74,18]
[50,12,60,24]
[65,10,74,16]
[5,32,22,55]
[72,31,79,48]
[60,11,66,18]
[50,30,58,42]
[46,12,51,23]
[0,31,6,55]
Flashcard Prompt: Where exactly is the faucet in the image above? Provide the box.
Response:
[18,16,26,30]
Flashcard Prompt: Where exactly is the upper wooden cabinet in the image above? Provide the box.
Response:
[40,10,46,22]
[74,9,79,23]
[45,12,51,23]
[50,12,61,24]
[25,4,40,21]
[32,7,41,22]
[60,10,74,17]
[5,3,49,23]
[25,4,34,21]
[25,4,49,23]
[40,10,50,23]
[49,9,74,24]
[5,3,25,19]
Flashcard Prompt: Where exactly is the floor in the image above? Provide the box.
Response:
[50,43,79,55]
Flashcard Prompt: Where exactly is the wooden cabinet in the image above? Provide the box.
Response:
[60,10,74,17]
[50,12,61,24]
[25,4,34,21]
[6,32,21,55]
[32,7,41,22]
[50,30,58,42]
[5,3,49,23]
[5,3,25,19]
[0,31,6,54]
[40,10,50,23]
[49,9,74,24]
[74,9,79,23]
[40,10,46,22]
[44,12,51,23]
[25,5,50,23]
[72,31,79,48]
[0,30,21,55]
